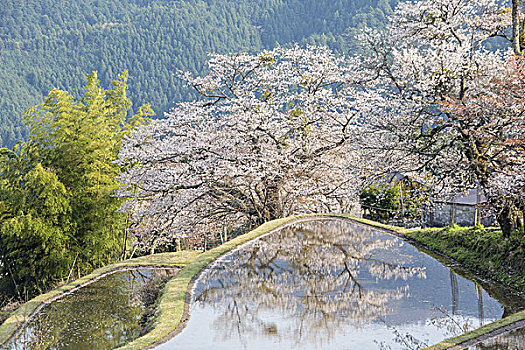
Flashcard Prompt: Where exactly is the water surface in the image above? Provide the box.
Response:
[4,268,178,350]
[159,219,524,350]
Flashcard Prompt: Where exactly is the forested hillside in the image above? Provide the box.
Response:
[0,0,398,148]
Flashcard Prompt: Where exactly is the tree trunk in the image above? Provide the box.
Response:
[518,205,524,232]
[266,175,283,221]
[496,203,521,237]
[512,0,522,55]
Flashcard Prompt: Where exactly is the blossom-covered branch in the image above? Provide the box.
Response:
[117,47,367,250]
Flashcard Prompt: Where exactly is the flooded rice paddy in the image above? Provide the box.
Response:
[4,268,178,350]
[159,219,524,350]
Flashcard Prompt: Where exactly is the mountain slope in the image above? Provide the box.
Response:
[0,0,398,148]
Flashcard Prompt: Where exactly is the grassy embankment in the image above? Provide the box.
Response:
[352,217,525,349]
[407,224,525,292]
[0,214,324,349]
[1,214,524,350]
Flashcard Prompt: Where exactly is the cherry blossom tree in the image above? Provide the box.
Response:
[358,0,509,172]
[359,0,525,235]
[511,0,525,55]
[116,47,368,250]
[442,56,525,234]
[117,0,525,246]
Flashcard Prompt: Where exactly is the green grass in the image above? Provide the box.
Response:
[0,250,200,346]
[0,312,9,325]
[403,225,525,292]
[2,214,524,350]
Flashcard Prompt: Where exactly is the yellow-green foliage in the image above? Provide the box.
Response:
[359,184,401,219]
[0,72,153,302]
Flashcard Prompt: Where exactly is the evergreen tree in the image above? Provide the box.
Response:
[0,0,398,148]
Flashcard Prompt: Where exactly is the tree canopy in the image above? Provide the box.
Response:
[118,0,525,248]
[0,0,399,148]
[116,46,366,250]
[0,71,152,300]
[359,0,525,235]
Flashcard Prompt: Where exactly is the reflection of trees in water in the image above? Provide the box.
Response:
[8,303,69,350]
[377,303,479,350]
[430,306,474,338]
[375,325,428,350]
[196,220,426,346]
[5,268,178,350]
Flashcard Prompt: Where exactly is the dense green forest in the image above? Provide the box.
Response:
[0,0,398,148]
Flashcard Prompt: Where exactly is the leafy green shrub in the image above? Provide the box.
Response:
[359,184,400,220]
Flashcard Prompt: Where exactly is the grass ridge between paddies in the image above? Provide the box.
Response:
[0,251,198,347]
[2,214,524,350]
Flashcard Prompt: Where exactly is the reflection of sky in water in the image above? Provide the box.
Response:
[6,268,178,350]
[159,220,523,350]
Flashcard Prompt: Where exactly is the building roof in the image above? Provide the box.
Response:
[435,188,487,206]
